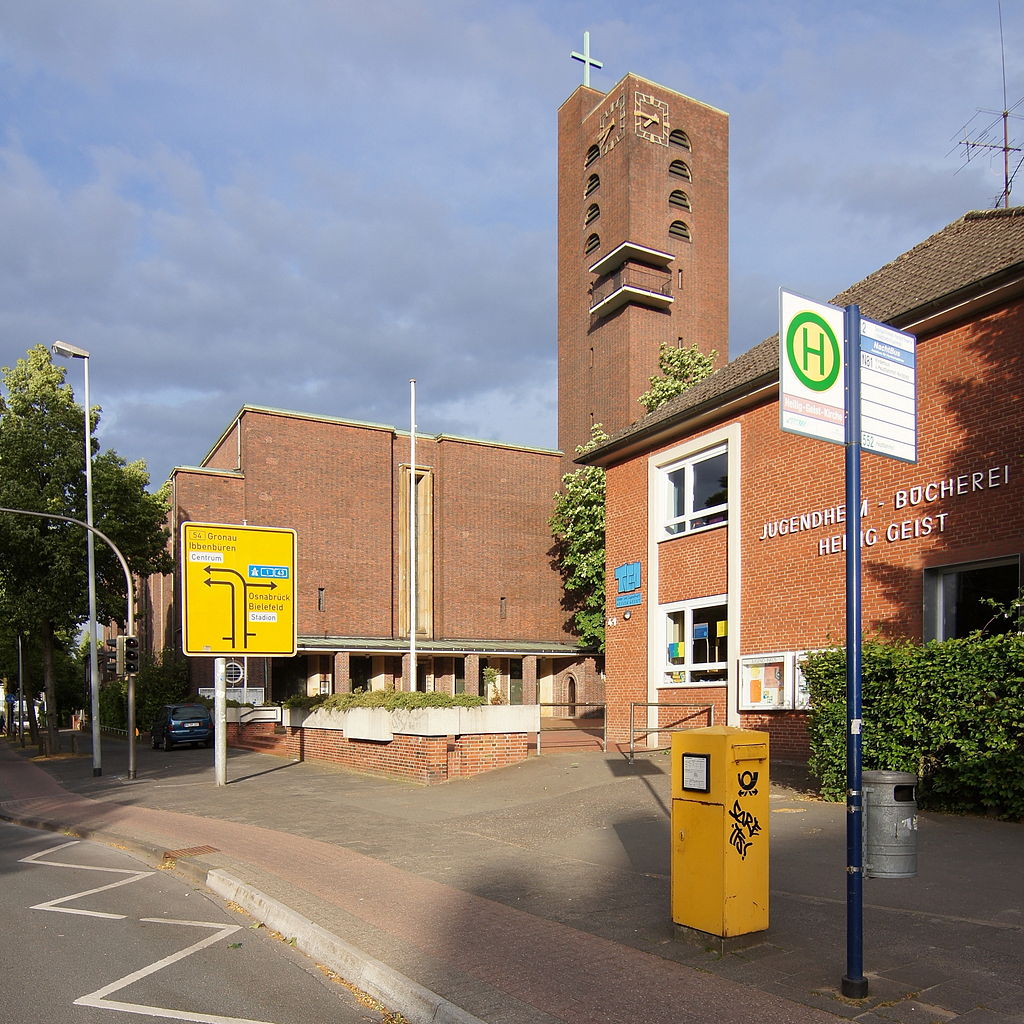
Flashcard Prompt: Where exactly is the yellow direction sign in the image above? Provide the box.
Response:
[181,522,297,657]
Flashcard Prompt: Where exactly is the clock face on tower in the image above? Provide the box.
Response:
[597,92,625,154]
[634,91,670,145]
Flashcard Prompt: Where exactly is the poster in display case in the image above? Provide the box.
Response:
[738,653,792,710]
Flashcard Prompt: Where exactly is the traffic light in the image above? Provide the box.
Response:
[123,635,140,675]
[111,636,125,676]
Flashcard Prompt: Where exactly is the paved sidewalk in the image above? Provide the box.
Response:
[1,734,1021,1023]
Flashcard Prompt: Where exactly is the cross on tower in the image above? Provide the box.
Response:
[570,31,603,88]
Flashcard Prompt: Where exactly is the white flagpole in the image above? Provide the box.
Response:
[409,379,417,691]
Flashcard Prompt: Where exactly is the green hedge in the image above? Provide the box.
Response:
[282,690,486,711]
[803,635,1024,820]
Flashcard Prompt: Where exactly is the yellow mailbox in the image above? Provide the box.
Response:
[671,726,770,940]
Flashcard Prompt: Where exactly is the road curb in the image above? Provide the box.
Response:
[207,869,487,1024]
[0,807,485,1024]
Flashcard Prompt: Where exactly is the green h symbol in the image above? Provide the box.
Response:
[786,311,840,391]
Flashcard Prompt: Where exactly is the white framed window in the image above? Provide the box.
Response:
[662,443,728,538]
[662,597,728,686]
[924,556,1020,640]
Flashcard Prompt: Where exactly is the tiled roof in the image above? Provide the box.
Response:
[831,206,1024,322]
[584,207,1024,462]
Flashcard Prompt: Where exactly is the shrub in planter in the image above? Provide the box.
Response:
[320,690,485,711]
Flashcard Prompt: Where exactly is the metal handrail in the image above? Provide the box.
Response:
[591,265,671,305]
[627,702,714,764]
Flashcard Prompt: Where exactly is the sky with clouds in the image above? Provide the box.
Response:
[1,1,1020,485]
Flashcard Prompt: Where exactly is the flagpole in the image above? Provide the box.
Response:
[409,379,417,691]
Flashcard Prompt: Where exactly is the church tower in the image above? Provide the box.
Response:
[557,57,730,457]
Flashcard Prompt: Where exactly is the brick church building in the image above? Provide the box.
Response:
[142,405,597,705]
[141,67,735,713]
[141,56,1023,761]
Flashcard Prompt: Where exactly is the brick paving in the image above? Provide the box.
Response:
[1,735,1021,1024]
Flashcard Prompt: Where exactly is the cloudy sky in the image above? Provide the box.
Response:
[1,1,1020,485]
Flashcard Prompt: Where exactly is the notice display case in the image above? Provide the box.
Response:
[738,653,792,710]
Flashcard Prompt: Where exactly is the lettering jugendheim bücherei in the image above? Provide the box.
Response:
[757,464,1011,556]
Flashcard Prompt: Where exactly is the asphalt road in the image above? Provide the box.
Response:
[0,820,400,1024]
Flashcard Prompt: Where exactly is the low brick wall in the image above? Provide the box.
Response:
[227,721,529,784]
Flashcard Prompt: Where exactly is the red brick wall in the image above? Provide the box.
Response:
[412,436,570,641]
[741,711,811,761]
[149,408,574,672]
[604,456,649,741]
[240,410,396,637]
[227,722,528,784]
[741,299,1024,647]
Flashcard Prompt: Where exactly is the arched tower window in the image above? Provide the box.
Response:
[585,144,600,167]
[584,232,601,255]
[669,129,691,150]
[584,173,600,197]
[669,190,691,210]
[669,220,691,241]
[585,203,600,225]
[669,160,692,181]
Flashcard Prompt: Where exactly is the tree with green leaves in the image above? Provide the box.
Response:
[551,345,717,654]
[550,426,608,652]
[0,345,172,752]
[638,342,715,413]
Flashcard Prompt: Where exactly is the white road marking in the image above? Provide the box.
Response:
[20,840,154,918]
[75,918,276,1024]
[17,837,283,1022]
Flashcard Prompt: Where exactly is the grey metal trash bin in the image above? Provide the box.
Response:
[863,769,917,878]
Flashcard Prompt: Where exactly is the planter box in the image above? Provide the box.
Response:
[278,703,539,739]
[227,702,538,783]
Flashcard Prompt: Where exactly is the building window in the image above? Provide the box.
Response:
[669,159,692,181]
[317,587,326,611]
[662,443,727,537]
[663,597,728,686]
[669,220,691,241]
[585,232,601,255]
[669,189,691,210]
[584,173,600,197]
[924,557,1020,640]
[585,144,600,166]
[585,203,600,225]
[669,129,691,149]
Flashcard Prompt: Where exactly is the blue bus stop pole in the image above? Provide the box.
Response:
[842,303,868,999]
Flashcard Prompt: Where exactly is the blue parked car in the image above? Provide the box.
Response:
[151,703,214,750]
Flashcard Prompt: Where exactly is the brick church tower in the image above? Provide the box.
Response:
[557,68,730,457]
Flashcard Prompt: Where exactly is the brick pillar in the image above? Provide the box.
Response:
[333,652,350,693]
[523,656,538,704]
[434,657,453,696]
[465,654,481,697]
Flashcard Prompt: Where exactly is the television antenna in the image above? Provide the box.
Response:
[950,1,1023,207]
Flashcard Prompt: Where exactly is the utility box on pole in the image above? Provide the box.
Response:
[671,726,770,943]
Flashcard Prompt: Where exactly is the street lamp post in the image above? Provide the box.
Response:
[51,340,102,777]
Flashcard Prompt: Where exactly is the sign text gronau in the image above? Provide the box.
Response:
[757,464,1011,556]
